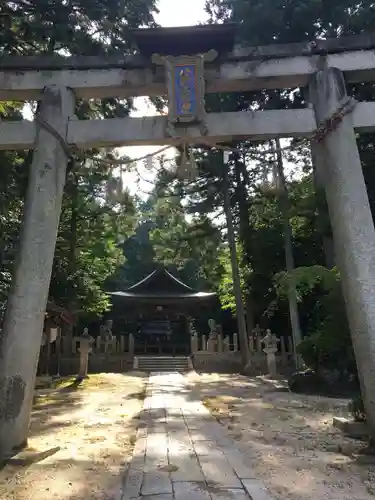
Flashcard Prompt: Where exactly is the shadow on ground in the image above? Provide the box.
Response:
[188,372,375,500]
[0,372,147,500]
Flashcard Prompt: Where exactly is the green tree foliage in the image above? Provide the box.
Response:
[275,265,356,378]
[0,0,158,321]
[206,0,375,44]
[50,163,137,316]
[1,0,157,56]
[110,183,225,294]
[0,103,29,317]
[200,0,375,354]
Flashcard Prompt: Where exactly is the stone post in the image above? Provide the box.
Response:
[233,333,238,352]
[120,336,125,353]
[96,336,101,352]
[218,333,224,353]
[128,333,135,358]
[191,333,198,354]
[109,336,117,354]
[78,328,94,379]
[310,67,375,438]
[202,334,207,351]
[262,330,280,377]
[224,336,230,352]
[0,85,75,460]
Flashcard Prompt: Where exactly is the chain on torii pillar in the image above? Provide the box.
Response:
[309,67,375,437]
[0,85,75,459]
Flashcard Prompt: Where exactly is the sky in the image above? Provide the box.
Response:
[121,0,208,195]
[155,0,207,27]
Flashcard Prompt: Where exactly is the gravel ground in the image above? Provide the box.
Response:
[0,372,146,500]
[189,372,375,500]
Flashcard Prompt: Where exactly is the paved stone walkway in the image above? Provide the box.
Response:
[122,373,275,500]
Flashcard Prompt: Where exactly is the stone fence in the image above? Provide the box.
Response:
[63,334,135,357]
[191,329,295,374]
[38,333,135,376]
[38,326,294,376]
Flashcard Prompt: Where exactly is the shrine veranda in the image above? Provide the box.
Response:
[3,23,375,451]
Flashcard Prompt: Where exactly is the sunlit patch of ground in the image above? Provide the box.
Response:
[189,372,375,500]
[0,372,147,500]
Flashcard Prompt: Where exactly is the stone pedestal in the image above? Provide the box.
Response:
[207,336,217,353]
[207,319,218,352]
[191,333,198,354]
[77,329,94,379]
[202,334,207,351]
[105,337,116,354]
[100,319,114,353]
[262,330,280,377]
[263,347,278,377]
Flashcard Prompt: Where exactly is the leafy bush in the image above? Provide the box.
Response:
[297,322,356,377]
[275,265,357,378]
[300,282,357,379]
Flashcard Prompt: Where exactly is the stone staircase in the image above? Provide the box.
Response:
[134,356,192,372]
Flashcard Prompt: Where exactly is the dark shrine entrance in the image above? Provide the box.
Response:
[110,267,216,356]
[136,310,190,355]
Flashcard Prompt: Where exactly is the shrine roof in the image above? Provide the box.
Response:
[46,301,75,325]
[131,23,237,57]
[108,267,216,300]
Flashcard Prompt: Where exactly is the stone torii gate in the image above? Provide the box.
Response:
[1,23,375,457]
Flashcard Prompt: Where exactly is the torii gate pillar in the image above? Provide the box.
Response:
[0,85,75,459]
[310,67,375,436]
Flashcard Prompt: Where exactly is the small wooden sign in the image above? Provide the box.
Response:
[152,51,217,130]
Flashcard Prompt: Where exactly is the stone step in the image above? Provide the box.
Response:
[134,356,192,372]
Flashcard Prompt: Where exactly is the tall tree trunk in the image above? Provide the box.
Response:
[234,154,256,336]
[245,298,255,341]
[274,138,303,368]
[67,170,79,329]
[222,165,250,368]
[69,172,79,276]
[311,144,335,268]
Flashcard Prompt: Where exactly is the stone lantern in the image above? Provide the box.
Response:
[262,329,280,377]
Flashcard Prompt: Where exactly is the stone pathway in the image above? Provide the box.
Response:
[122,372,275,500]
